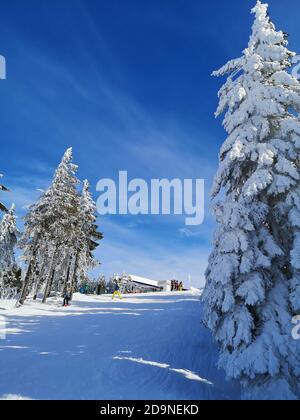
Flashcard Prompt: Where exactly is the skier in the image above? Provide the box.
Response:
[112,281,122,300]
[63,289,71,307]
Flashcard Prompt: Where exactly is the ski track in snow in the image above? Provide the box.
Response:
[0,292,241,400]
[114,357,214,385]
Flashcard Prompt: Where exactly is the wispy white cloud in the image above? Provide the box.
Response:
[178,228,203,238]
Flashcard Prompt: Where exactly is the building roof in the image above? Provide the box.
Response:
[129,275,159,288]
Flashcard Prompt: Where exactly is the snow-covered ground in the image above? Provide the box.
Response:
[0,291,240,400]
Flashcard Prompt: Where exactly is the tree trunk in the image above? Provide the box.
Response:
[62,256,73,296]
[17,236,41,306]
[47,269,56,298]
[42,269,55,303]
[70,251,80,299]
[42,247,57,303]
[17,258,34,306]
[32,261,46,300]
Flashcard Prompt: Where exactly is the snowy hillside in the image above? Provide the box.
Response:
[0,292,240,400]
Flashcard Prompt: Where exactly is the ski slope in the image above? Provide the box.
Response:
[0,292,241,400]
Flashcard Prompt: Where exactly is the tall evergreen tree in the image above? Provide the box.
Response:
[19,149,102,305]
[0,205,20,293]
[69,180,103,295]
[203,1,300,399]
[19,148,81,304]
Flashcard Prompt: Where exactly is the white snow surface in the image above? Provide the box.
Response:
[0,292,240,400]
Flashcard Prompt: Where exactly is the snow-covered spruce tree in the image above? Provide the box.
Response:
[19,148,81,304]
[287,186,300,397]
[19,150,102,304]
[202,1,300,400]
[69,180,103,296]
[0,205,21,296]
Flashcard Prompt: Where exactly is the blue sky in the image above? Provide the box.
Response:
[0,0,300,286]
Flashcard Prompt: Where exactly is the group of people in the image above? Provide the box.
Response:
[79,279,107,296]
[62,279,183,306]
[171,280,184,292]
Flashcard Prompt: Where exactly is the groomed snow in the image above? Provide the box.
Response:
[0,291,240,400]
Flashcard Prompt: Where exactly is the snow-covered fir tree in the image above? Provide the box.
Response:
[0,205,20,295]
[71,180,103,294]
[203,1,300,400]
[19,149,102,304]
[19,148,81,303]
